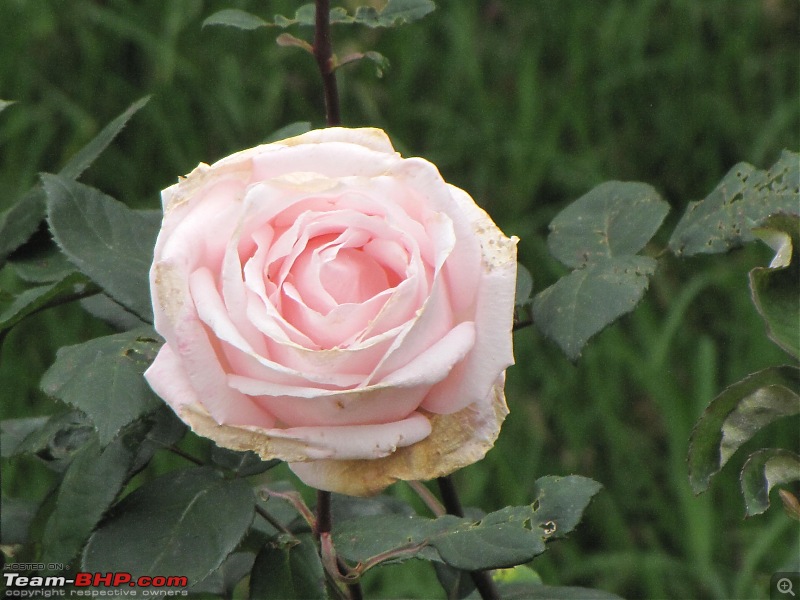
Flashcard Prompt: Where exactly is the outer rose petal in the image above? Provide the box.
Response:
[289,378,509,496]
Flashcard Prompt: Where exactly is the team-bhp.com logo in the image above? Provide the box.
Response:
[4,572,188,597]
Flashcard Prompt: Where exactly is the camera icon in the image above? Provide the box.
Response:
[772,573,800,600]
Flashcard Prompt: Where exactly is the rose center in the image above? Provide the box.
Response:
[319,246,390,305]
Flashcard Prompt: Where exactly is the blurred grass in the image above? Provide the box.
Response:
[1,0,798,598]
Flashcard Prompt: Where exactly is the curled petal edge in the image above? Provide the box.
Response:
[290,379,509,496]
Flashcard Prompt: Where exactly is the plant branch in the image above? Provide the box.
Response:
[437,476,501,600]
[255,504,292,535]
[314,0,341,126]
[408,480,446,516]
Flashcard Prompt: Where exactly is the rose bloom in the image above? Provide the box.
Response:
[144,128,517,496]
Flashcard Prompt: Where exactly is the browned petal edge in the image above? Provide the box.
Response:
[178,381,509,497]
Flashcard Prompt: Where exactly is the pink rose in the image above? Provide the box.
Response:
[144,128,517,496]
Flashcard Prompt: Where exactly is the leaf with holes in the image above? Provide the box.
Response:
[688,366,800,494]
[82,467,254,583]
[532,256,656,360]
[669,150,800,256]
[334,476,601,572]
[548,181,668,269]
[41,329,163,446]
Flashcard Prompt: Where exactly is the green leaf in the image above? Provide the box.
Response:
[58,97,150,182]
[0,99,14,113]
[0,187,47,264]
[190,552,255,597]
[532,256,657,360]
[0,97,149,262]
[335,51,391,77]
[128,406,188,474]
[202,9,269,30]
[265,121,313,143]
[1,496,38,546]
[274,5,316,27]
[750,213,800,359]
[0,272,97,336]
[43,175,160,322]
[669,150,800,256]
[515,262,533,306]
[79,294,148,331]
[82,467,255,583]
[11,411,94,462]
[548,181,669,269]
[688,366,800,494]
[487,582,623,600]
[249,534,327,600]
[740,449,800,517]
[335,476,601,572]
[0,416,49,458]
[9,246,75,283]
[41,434,136,568]
[355,0,436,27]
[40,329,163,446]
[211,446,280,477]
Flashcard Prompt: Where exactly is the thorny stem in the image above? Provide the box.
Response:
[314,0,341,126]
[437,476,501,600]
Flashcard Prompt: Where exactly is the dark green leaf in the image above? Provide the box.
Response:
[548,181,669,269]
[749,213,800,359]
[41,434,136,568]
[40,329,163,446]
[740,449,800,516]
[532,256,657,360]
[1,496,38,546]
[129,406,188,474]
[202,9,269,30]
[79,294,148,331]
[82,467,255,583]
[0,272,97,335]
[265,121,312,143]
[335,476,601,572]
[488,582,623,600]
[1,416,49,458]
[0,187,46,264]
[355,0,436,27]
[58,97,150,182]
[0,98,148,262]
[515,262,533,306]
[190,551,255,597]
[43,175,159,322]
[249,533,327,599]
[12,411,94,462]
[688,366,800,494]
[9,246,75,283]
[669,150,800,256]
[211,445,280,477]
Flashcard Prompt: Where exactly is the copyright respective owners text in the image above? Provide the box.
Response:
[2,566,189,598]
[772,572,800,600]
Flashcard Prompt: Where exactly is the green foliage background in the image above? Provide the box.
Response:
[1,0,798,598]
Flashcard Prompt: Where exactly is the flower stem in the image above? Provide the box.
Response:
[314,0,341,126]
[437,476,501,600]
